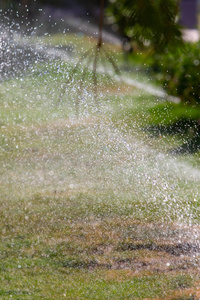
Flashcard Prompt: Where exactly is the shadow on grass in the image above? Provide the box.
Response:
[145,118,200,154]
[117,241,200,257]
[169,135,200,155]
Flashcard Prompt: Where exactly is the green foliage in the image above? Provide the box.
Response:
[150,42,200,105]
[106,0,183,52]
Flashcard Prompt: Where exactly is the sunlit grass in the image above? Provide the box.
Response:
[1,55,200,299]
[0,266,195,299]
[28,31,123,67]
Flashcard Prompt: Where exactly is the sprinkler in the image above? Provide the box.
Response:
[60,0,121,115]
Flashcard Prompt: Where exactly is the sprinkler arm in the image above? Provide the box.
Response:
[97,0,104,48]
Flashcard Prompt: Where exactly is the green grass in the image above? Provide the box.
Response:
[0,267,194,299]
[1,45,200,299]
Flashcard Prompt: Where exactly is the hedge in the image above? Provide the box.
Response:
[150,42,200,105]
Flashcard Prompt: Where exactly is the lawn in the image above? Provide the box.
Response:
[1,34,200,299]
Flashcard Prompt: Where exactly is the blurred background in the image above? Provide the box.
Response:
[0,0,108,35]
[0,0,200,40]
[2,0,200,111]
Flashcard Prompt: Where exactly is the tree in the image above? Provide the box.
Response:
[106,0,183,53]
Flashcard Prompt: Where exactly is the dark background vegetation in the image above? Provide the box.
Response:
[0,0,103,18]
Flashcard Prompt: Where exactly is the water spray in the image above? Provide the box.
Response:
[60,0,121,115]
